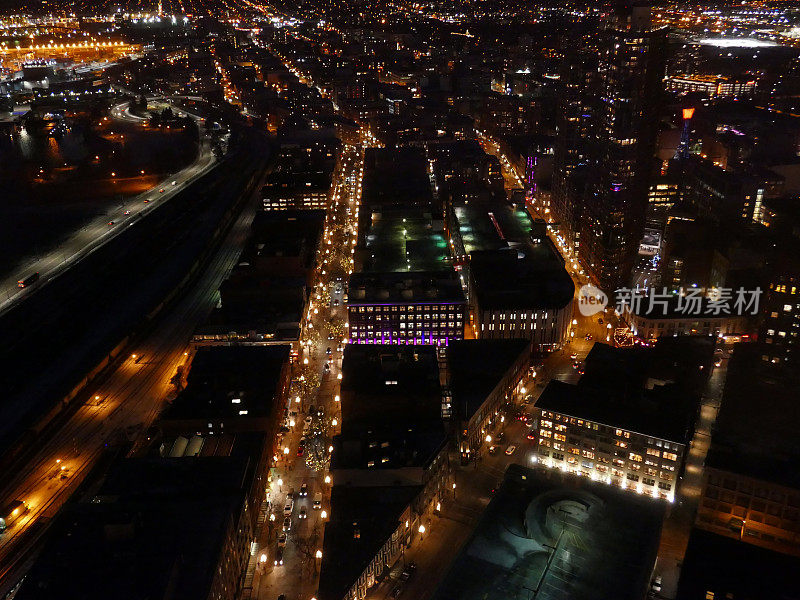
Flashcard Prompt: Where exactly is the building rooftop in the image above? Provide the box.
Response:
[347,270,465,306]
[447,339,531,422]
[241,209,325,271]
[331,419,447,472]
[469,246,574,311]
[536,379,692,443]
[453,203,542,253]
[362,147,433,210]
[14,456,250,600]
[676,528,800,600]
[431,464,665,600]
[340,344,442,428]
[162,345,289,422]
[359,208,451,273]
[318,485,421,600]
[706,342,800,488]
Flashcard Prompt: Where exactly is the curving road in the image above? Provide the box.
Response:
[0,101,217,317]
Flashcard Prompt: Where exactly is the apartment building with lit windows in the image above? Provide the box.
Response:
[347,272,466,346]
[759,274,800,372]
[533,380,686,502]
[531,340,711,502]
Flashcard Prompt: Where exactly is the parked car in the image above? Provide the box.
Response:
[488,445,498,455]
[277,533,287,547]
[282,516,291,531]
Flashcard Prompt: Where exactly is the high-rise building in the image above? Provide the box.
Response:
[550,47,597,253]
[578,4,667,293]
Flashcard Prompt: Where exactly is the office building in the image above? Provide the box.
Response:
[578,5,667,292]
[347,271,466,346]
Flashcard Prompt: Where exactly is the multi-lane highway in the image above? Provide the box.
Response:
[0,101,217,316]
[0,185,259,594]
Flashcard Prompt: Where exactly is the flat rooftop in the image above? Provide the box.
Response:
[706,342,800,488]
[362,147,432,209]
[360,209,451,272]
[469,246,574,311]
[340,344,442,427]
[14,457,250,600]
[318,485,421,600]
[677,528,800,600]
[162,345,289,422]
[447,339,530,422]
[432,464,665,600]
[537,377,694,443]
[454,203,542,253]
[347,270,465,306]
[242,209,325,268]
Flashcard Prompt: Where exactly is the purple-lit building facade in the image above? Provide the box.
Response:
[346,272,466,346]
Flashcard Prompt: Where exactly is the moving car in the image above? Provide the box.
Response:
[299,506,307,519]
[17,273,39,289]
[299,483,308,497]
[274,546,284,566]
[488,445,498,455]
[0,500,27,534]
[505,445,517,455]
[313,492,322,509]
[527,429,537,440]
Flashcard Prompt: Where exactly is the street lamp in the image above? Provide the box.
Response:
[324,475,331,484]
[316,550,323,559]
[485,434,492,443]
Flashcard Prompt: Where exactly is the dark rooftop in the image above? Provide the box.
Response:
[318,485,421,600]
[706,342,800,488]
[537,379,692,443]
[162,345,289,422]
[676,528,800,600]
[347,270,465,306]
[432,464,665,600]
[447,339,531,422]
[362,147,433,210]
[340,344,442,427]
[242,209,325,270]
[331,419,447,472]
[469,246,574,311]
